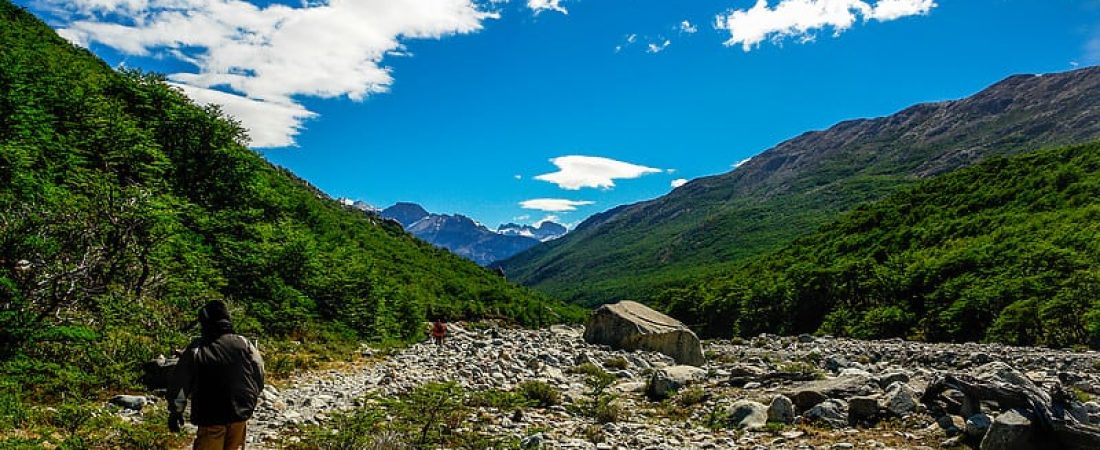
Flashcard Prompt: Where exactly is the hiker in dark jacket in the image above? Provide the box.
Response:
[168,300,265,450]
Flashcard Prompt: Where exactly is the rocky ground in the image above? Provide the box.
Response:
[167,324,1100,449]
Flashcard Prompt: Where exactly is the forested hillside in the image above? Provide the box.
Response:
[656,142,1100,348]
[502,67,1100,306]
[0,0,580,405]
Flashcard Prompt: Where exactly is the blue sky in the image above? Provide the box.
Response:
[21,0,1100,228]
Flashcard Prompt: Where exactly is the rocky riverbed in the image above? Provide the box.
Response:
[193,324,1100,449]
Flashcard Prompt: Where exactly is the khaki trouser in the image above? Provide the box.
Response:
[193,421,247,450]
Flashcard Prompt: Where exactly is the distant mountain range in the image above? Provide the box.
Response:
[379,202,567,266]
[500,66,1100,305]
[497,222,568,242]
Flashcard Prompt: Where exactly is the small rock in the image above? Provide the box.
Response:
[109,395,147,411]
[520,432,545,449]
[728,400,768,430]
[979,409,1035,450]
[767,395,796,425]
[804,399,848,428]
[881,382,919,417]
[848,396,879,424]
[647,365,706,399]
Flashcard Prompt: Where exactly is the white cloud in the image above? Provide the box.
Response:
[513,214,531,221]
[528,0,568,15]
[680,20,698,34]
[671,178,688,188]
[734,157,753,168]
[48,0,495,148]
[534,214,561,225]
[535,155,662,190]
[514,174,523,180]
[169,82,316,148]
[519,198,594,212]
[715,0,936,51]
[647,39,671,53]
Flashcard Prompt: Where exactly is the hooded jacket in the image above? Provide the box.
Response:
[168,302,265,426]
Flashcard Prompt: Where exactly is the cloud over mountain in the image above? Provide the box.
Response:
[534,155,662,190]
[519,198,594,212]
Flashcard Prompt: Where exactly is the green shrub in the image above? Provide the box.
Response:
[517,381,561,408]
[676,387,707,407]
[467,389,530,410]
[603,356,629,370]
[594,397,624,424]
[0,385,27,430]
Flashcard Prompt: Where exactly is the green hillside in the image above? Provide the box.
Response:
[656,142,1100,348]
[0,0,579,412]
[501,67,1100,306]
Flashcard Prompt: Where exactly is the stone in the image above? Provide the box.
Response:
[880,382,919,417]
[979,409,1036,450]
[975,362,1033,388]
[966,413,993,438]
[583,301,705,366]
[109,395,148,411]
[848,396,879,424]
[874,371,910,389]
[521,432,545,449]
[767,395,796,425]
[797,334,816,343]
[647,365,706,399]
[785,375,875,412]
[728,400,768,430]
[803,399,848,428]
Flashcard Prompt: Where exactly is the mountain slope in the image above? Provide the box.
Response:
[381,202,430,227]
[501,67,1100,305]
[404,212,541,266]
[0,1,580,403]
[656,141,1100,348]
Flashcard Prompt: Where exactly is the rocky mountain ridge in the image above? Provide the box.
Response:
[379,202,567,266]
[498,221,568,242]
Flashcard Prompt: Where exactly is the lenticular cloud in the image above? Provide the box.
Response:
[715,0,937,51]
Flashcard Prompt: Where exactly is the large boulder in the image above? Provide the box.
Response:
[583,301,704,366]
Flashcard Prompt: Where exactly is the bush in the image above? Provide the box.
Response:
[517,381,561,408]
[594,397,624,424]
[603,356,629,370]
[676,387,707,407]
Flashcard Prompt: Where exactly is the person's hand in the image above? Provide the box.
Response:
[168,411,184,432]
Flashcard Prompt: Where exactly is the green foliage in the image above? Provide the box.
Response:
[516,381,561,408]
[0,0,582,407]
[652,142,1100,348]
[291,383,521,450]
[603,356,629,370]
[675,387,707,407]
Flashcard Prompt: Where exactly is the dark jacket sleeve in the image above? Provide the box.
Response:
[167,341,199,415]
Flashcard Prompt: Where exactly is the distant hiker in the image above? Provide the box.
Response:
[168,300,265,450]
[431,319,447,346]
